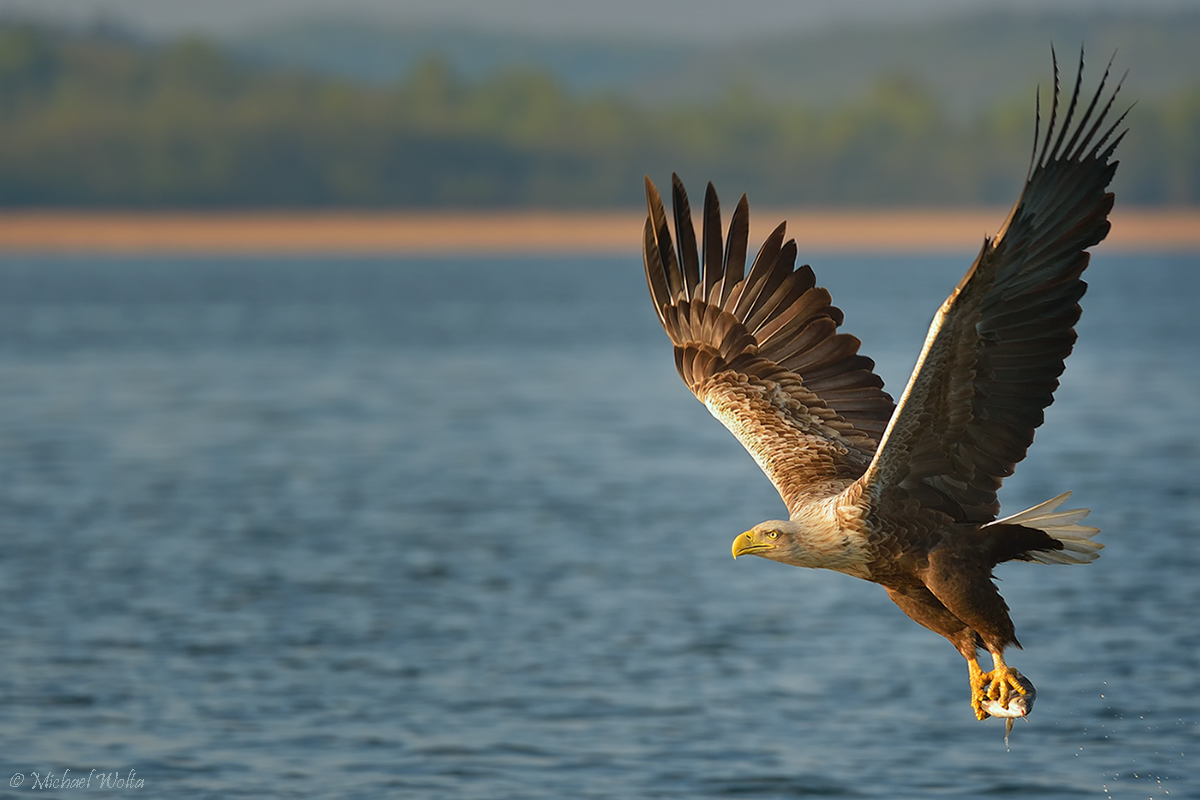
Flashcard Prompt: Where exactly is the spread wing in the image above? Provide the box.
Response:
[644,175,895,515]
[859,49,1126,523]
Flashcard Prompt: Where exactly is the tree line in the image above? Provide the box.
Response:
[0,24,1195,208]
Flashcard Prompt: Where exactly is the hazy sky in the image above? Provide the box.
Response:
[0,0,1190,40]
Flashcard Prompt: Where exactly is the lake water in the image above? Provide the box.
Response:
[0,251,1196,799]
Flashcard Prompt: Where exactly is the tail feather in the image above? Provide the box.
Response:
[986,491,1103,565]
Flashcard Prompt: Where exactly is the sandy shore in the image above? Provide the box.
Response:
[0,209,1196,255]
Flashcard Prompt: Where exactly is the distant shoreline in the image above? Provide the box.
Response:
[1,209,1197,255]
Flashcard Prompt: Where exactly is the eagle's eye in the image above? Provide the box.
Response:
[767,530,779,539]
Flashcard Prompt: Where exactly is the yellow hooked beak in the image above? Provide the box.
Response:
[732,531,776,559]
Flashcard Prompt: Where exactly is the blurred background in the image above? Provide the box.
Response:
[1,3,1198,799]
[2,1,1200,800]
[0,0,1197,209]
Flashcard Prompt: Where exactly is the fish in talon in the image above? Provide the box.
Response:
[980,669,1036,745]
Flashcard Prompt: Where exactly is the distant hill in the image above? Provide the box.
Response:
[0,20,1195,209]
[228,9,1200,113]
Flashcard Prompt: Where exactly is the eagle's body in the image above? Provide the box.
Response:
[642,52,1122,721]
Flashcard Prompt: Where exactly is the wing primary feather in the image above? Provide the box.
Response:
[1061,50,1115,161]
[745,250,808,334]
[671,174,701,300]
[731,221,787,319]
[1092,103,1132,162]
[702,183,723,303]
[745,240,800,330]
[642,217,670,326]
[754,264,819,339]
[1026,86,1041,183]
[1047,45,1086,163]
[645,177,683,301]
[1099,127,1128,162]
[1068,66,1129,165]
[719,195,750,307]
[1038,47,1062,169]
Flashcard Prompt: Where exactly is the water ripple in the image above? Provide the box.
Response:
[0,253,1196,798]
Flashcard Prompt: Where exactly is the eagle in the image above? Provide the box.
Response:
[641,51,1124,722]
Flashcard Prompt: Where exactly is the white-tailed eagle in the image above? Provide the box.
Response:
[642,50,1124,724]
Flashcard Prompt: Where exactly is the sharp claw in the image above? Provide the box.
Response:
[968,661,990,720]
[985,667,1028,703]
[987,672,1007,702]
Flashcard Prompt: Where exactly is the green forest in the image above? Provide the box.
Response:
[1,24,1196,209]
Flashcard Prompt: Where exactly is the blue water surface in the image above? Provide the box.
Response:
[0,251,1196,799]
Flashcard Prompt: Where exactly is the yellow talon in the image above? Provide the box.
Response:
[984,652,1027,707]
[969,653,1033,721]
[967,658,989,720]
[977,657,1038,734]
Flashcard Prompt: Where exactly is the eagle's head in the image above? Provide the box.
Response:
[731,516,869,578]
[731,520,800,562]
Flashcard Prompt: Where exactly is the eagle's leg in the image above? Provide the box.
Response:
[967,657,990,720]
[884,586,996,719]
[982,650,1028,706]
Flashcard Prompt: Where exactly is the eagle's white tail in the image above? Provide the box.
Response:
[985,491,1103,564]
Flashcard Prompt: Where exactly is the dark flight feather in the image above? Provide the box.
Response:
[860,48,1126,525]
[643,176,895,514]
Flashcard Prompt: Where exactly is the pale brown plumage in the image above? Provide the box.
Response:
[643,50,1122,721]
